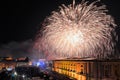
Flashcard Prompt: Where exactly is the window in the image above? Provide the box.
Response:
[80,69,83,74]
[81,65,83,67]
[101,64,111,77]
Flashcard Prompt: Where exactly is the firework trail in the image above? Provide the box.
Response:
[34,0,117,60]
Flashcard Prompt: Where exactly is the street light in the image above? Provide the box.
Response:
[14,72,17,80]
[14,72,17,76]
[22,74,26,80]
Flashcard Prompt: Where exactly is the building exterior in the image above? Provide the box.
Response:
[0,57,16,70]
[52,58,120,80]
[16,57,29,66]
[0,57,29,70]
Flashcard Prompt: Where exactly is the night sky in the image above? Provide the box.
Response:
[0,0,120,58]
[0,0,69,44]
[0,0,119,44]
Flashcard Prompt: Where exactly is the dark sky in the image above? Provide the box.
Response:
[0,0,120,45]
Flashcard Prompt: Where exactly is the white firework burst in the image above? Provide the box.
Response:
[34,0,117,60]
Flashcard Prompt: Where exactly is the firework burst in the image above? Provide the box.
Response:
[34,0,117,60]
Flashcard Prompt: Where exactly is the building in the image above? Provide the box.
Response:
[16,57,29,66]
[0,57,16,70]
[52,58,120,80]
[0,57,30,70]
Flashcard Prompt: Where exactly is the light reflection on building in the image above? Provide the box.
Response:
[52,58,120,80]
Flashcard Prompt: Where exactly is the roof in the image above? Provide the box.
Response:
[52,57,120,62]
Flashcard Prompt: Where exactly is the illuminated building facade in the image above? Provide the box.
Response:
[52,58,120,80]
[0,57,16,70]
[0,57,29,70]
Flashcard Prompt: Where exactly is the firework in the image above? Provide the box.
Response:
[34,0,117,60]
